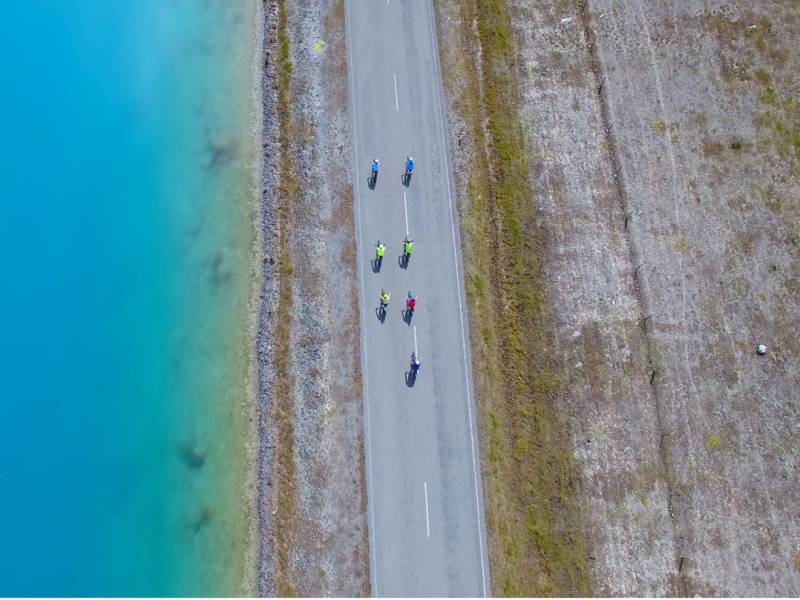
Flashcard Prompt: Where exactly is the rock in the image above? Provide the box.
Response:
[756,344,767,355]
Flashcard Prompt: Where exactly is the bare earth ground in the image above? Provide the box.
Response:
[257,0,369,596]
[435,0,799,595]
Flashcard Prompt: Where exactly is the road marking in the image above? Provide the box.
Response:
[393,73,399,111]
[426,2,488,595]
[403,191,409,236]
[424,482,430,538]
[413,325,418,355]
[345,6,379,595]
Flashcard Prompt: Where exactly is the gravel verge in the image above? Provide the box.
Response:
[254,0,282,594]
[255,0,369,595]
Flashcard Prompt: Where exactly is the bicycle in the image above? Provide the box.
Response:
[370,158,380,187]
[406,291,417,319]
[409,352,421,379]
[402,237,414,266]
[404,155,415,185]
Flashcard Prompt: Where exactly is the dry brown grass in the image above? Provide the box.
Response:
[437,0,591,595]
[272,0,299,595]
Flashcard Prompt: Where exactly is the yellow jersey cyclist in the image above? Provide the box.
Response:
[403,237,414,260]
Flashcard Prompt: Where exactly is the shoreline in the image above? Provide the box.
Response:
[232,0,275,594]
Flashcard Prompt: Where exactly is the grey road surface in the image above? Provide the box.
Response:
[345,1,490,596]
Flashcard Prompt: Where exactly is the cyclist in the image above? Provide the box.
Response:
[410,353,421,375]
[372,159,380,177]
[375,240,386,262]
[405,155,415,175]
[403,237,414,260]
[380,289,390,309]
[406,291,417,314]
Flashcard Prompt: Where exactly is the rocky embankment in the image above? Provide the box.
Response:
[256,0,369,596]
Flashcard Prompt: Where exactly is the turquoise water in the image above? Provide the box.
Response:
[0,2,257,595]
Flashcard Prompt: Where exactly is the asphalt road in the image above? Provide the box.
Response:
[345,1,490,596]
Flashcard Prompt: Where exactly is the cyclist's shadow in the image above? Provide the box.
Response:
[375,305,387,323]
[368,173,377,190]
[398,254,409,269]
[372,257,382,273]
[405,370,417,387]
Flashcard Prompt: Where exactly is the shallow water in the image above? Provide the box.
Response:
[0,2,256,595]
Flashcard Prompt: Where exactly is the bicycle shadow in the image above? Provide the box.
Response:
[405,370,417,387]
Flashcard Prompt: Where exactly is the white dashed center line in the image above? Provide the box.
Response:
[424,482,430,538]
[403,191,409,236]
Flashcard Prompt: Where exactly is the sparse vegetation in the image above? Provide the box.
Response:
[703,140,725,156]
[730,138,745,151]
[445,0,591,595]
[754,68,772,85]
[272,0,299,595]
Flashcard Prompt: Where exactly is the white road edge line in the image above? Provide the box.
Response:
[345,6,379,596]
[413,325,418,356]
[403,191,409,236]
[426,2,488,595]
[424,482,430,539]
[393,73,399,111]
